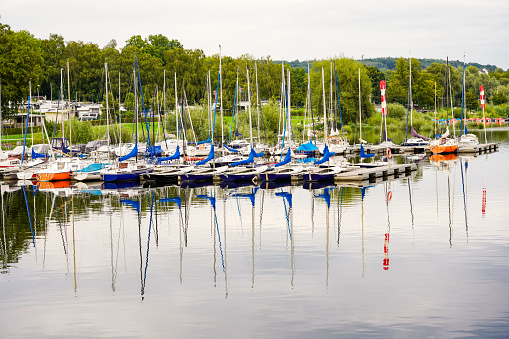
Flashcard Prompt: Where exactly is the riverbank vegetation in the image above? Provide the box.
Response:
[1,22,508,147]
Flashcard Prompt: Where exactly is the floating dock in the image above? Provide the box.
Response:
[456,143,498,154]
[334,163,418,182]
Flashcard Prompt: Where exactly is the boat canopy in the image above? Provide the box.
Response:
[297,141,318,152]
[77,163,109,173]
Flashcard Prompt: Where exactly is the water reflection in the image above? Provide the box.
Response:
[1,146,508,337]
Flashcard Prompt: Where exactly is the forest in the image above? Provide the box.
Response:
[1,22,509,131]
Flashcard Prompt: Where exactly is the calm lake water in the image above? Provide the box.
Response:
[1,129,509,338]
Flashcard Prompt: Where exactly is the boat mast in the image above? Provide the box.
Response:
[105,63,110,156]
[134,68,138,162]
[330,62,333,133]
[61,68,64,141]
[0,78,2,152]
[434,81,437,137]
[461,54,466,136]
[287,69,291,146]
[67,60,72,158]
[358,69,362,143]
[247,68,253,146]
[308,62,316,144]
[445,57,450,135]
[174,72,179,143]
[30,80,33,148]
[219,45,224,153]
[322,67,327,145]
[279,63,285,142]
[448,59,455,137]
[410,56,413,129]
[119,71,122,153]
[405,55,411,142]
[163,69,166,140]
[255,62,261,144]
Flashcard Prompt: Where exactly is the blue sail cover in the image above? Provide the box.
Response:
[297,141,318,152]
[145,145,162,157]
[360,144,375,158]
[254,149,265,158]
[156,146,180,164]
[31,148,46,159]
[231,148,256,167]
[274,148,291,167]
[315,145,330,165]
[119,144,138,162]
[196,144,215,165]
[235,128,242,137]
[223,143,239,153]
[196,137,211,145]
[159,197,182,208]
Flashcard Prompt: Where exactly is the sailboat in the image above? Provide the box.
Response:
[269,65,299,156]
[323,63,349,154]
[100,57,153,182]
[458,56,479,146]
[218,68,266,182]
[259,148,303,182]
[401,57,429,147]
[37,63,84,182]
[301,144,345,182]
[429,58,458,154]
[73,63,114,181]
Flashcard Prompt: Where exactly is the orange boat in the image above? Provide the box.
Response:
[36,171,71,182]
[36,159,82,182]
[429,142,458,154]
[429,128,458,154]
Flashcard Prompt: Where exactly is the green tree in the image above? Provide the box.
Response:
[465,89,479,111]
[365,65,384,104]
[310,57,373,126]
[290,67,306,107]
[0,24,44,118]
[492,91,508,105]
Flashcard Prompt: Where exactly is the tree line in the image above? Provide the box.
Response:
[1,22,508,128]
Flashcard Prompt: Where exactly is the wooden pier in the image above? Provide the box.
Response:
[342,142,498,157]
[334,163,418,182]
[456,143,498,154]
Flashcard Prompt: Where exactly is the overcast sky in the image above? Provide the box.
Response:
[2,0,508,69]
